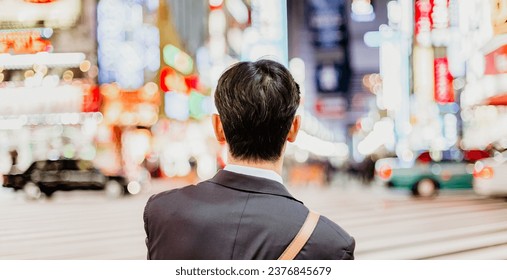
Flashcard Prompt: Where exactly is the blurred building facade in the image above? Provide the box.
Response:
[155,0,350,185]
[0,0,373,184]
[4,0,507,186]
[0,0,100,175]
[348,0,507,167]
[288,0,387,166]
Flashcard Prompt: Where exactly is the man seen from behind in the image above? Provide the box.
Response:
[143,59,355,260]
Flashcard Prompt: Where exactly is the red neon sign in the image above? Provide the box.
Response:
[415,0,432,38]
[434,57,454,103]
[82,84,101,112]
[484,44,507,75]
[160,66,189,93]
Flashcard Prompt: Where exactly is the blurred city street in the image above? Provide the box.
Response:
[3,0,507,261]
[2,177,507,260]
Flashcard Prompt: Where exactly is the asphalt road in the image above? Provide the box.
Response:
[1,178,507,260]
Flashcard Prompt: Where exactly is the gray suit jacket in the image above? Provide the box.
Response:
[143,170,355,259]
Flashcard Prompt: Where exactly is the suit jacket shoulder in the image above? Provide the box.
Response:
[143,170,355,260]
[300,215,355,260]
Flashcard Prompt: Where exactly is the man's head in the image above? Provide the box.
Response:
[213,59,301,163]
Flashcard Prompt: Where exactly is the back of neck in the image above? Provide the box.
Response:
[227,155,283,176]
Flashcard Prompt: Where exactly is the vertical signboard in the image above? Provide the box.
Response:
[431,0,449,30]
[413,46,435,102]
[380,38,403,111]
[306,0,350,102]
[447,0,465,77]
[431,0,449,46]
[434,57,454,103]
[415,0,432,46]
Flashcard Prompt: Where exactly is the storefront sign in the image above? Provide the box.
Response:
[0,52,85,69]
[0,85,84,115]
[484,43,507,75]
[0,81,100,115]
[0,0,81,29]
[0,29,52,54]
[434,57,454,103]
[101,84,160,126]
[81,84,101,112]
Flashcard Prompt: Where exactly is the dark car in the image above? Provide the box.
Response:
[2,159,136,199]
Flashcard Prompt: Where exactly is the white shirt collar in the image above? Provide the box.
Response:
[224,164,284,185]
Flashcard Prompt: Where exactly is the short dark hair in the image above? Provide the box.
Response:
[214,59,301,162]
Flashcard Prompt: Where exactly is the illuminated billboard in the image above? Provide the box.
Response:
[0,0,82,29]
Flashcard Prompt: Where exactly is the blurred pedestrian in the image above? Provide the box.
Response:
[143,59,355,259]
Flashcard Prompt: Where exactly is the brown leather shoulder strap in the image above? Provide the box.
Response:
[278,210,320,260]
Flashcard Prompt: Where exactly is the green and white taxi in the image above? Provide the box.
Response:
[375,150,490,197]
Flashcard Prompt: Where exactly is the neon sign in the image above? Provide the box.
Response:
[415,0,432,46]
[434,57,454,103]
[0,29,53,54]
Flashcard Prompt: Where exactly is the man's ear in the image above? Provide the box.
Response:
[212,114,227,144]
[287,115,301,143]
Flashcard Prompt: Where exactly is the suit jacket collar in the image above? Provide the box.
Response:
[208,170,303,204]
